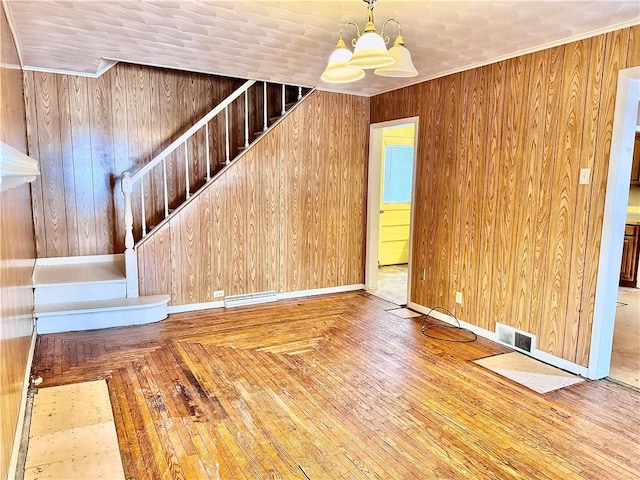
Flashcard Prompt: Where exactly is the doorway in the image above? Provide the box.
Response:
[365,118,419,306]
[589,66,640,381]
[610,130,640,388]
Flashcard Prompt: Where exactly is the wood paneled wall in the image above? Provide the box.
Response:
[0,5,36,479]
[371,26,639,367]
[137,90,369,304]
[23,64,252,257]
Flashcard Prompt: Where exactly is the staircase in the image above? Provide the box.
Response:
[33,255,169,334]
[121,80,312,299]
[33,78,311,333]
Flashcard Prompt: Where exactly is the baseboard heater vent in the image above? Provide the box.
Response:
[495,322,536,353]
[224,291,277,308]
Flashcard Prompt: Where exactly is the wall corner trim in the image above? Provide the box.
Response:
[7,328,37,480]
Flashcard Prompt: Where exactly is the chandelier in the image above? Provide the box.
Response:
[321,0,418,83]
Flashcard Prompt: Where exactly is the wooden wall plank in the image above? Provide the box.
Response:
[505,55,532,333]
[69,75,97,255]
[264,126,280,292]
[530,46,564,341]
[210,175,226,297]
[300,98,313,292]
[226,160,246,297]
[110,63,131,251]
[627,25,640,68]
[89,72,115,254]
[200,187,213,302]
[511,50,547,336]
[323,94,340,288]
[562,36,605,362]
[539,39,590,357]
[370,26,637,366]
[169,217,182,305]
[23,71,46,255]
[337,94,352,287]
[0,6,36,478]
[56,75,79,256]
[34,73,69,256]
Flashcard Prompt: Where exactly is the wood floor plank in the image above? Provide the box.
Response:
[30,292,640,479]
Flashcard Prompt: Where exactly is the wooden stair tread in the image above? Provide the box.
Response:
[35,295,170,316]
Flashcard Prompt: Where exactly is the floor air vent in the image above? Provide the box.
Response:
[495,322,536,353]
[224,291,277,308]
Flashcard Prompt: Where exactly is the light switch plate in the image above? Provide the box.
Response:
[579,168,591,184]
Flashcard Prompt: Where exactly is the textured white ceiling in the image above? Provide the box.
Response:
[5,1,640,97]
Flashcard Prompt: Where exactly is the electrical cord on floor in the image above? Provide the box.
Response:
[420,306,477,343]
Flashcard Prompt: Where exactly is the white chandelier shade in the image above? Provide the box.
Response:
[321,38,366,83]
[321,0,418,83]
[374,35,419,77]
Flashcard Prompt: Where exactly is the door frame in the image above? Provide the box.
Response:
[365,116,420,303]
[588,66,639,379]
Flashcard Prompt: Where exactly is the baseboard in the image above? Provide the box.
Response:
[408,301,589,378]
[167,284,365,314]
[167,300,225,314]
[7,328,37,480]
[277,284,365,300]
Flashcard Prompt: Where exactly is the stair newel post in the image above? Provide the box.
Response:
[281,84,286,115]
[244,89,249,148]
[121,171,139,297]
[298,87,302,100]
[263,82,268,132]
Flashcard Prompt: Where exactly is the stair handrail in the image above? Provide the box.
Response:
[129,79,256,184]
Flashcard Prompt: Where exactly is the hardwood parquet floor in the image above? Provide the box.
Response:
[31,292,640,479]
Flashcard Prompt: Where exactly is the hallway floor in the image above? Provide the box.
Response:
[610,287,640,389]
[368,264,408,306]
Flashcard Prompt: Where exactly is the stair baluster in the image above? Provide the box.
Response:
[263,82,268,132]
[162,158,169,218]
[205,122,211,181]
[244,90,249,148]
[184,141,190,200]
[140,177,147,237]
[225,106,230,165]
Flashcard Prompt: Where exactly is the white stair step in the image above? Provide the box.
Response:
[34,255,127,305]
[34,259,125,286]
[35,295,170,334]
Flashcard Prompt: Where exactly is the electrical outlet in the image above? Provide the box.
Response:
[455,291,463,304]
[420,268,426,280]
[214,290,225,298]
